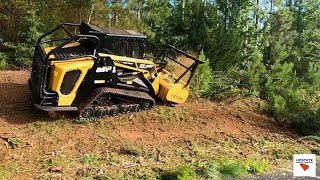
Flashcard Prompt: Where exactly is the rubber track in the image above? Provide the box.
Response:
[77,87,155,119]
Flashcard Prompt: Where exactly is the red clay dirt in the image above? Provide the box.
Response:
[0,70,303,179]
[0,70,294,137]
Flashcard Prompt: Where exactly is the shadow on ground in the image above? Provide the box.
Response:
[0,82,73,124]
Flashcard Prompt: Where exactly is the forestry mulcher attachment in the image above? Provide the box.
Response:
[29,23,203,119]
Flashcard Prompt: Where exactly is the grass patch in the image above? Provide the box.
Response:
[8,138,21,148]
[120,143,143,156]
[197,162,221,180]
[163,159,249,180]
[0,164,19,180]
[82,153,99,166]
[156,106,190,122]
[0,166,7,180]
[45,155,69,167]
[161,166,196,180]
[244,158,270,174]
[217,159,247,179]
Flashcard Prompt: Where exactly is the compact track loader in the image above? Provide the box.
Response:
[29,23,203,119]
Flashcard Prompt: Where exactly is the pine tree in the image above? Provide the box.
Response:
[190,50,212,97]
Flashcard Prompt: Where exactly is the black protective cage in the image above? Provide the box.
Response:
[30,23,99,109]
[79,22,147,59]
[157,45,204,87]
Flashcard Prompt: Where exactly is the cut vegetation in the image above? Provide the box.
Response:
[0,70,318,179]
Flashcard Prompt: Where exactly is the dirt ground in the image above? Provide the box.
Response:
[0,70,318,179]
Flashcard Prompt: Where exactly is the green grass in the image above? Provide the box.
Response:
[82,153,99,166]
[0,164,20,180]
[217,159,247,179]
[8,138,21,148]
[197,162,221,180]
[161,166,196,180]
[162,158,249,180]
[244,158,270,174]
[0,166,7,180]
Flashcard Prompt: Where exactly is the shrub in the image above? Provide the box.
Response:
[190,50,212,98]
[264,61,320,134]
[0,52,9,69]
[6,9,44,67]
[208,66,253,100]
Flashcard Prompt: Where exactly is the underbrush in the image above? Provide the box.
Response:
[191,61,320,136]
[161,157,270,180]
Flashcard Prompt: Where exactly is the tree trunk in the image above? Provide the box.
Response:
[112,0,118,26]
[224,0,228,32]
[256,0,259,25]
[88,4,95,24]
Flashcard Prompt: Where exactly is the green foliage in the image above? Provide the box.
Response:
[12,10,43,67]
[82,154,98,166]
[0,166,7,179]
[197,159,248,179]
[217,159,247,179]
[2,8,44,67]
[244,158,270,174]
[190,50,212,97]
[247,48,267,95]
[161,166,196,180]
[0,52,9,69]
[197,162,221,180]
[208,66,252,100]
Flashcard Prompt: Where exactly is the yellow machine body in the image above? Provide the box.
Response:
[157,70,189,104]
[44,43,190,106]
[49,58,94,106]
[98,54,189,104]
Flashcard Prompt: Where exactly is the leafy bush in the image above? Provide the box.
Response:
[190,50,212,98]
[5,9,43,67]
[208,66,253,100]
[0,52,9,69]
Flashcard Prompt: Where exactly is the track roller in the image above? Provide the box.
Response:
[119,104,131,114]
[109,105,119,116]
[80,107,95,119]
[140,100,152,110]
[95,107,107,118]
[132,104,141,112]
[77,87,155,120]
